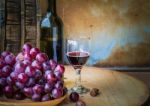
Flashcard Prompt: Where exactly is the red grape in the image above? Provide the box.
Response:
[1,51,11,58]
[31,60,42,70]
[44,83,54,93]
[15,52,24,62]
[33,84,44,94]
[17,73,28,84]
[10,72,18,81]
[42,61,51,71]
[41,94,50,102]
[24,53,32,61]
[22,43,32,54]
[34,69,42,80]
[0,59,6,68]
[69,92,79,102]
[55,81,64,89]
[36,53,48,63]
[14,62,26,73]
[32,93,41,102]
[5,54,16,66]
[46,73,57,84]
[0,78,7,87]
[44,70,52,79]
[23,87,33,97]
[54,71,63,80]
[16,82,25,90]
[26,78,35,87]
[25,66,36,77]
[4,85,14,98]
[30,48,40,59]
[49,59,57,70]
[52,88,63,99]
[6,76,15,85]
[22,59,31,66]
[54,64,65,74]
[2,65,12,77]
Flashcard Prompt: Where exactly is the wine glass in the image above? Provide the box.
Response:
[66,36,90,94]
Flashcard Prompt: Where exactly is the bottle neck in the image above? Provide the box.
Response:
[47,0,57,15]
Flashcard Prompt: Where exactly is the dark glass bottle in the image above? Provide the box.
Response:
[40,0,63,63]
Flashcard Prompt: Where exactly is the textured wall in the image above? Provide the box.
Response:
[40,0,150,67]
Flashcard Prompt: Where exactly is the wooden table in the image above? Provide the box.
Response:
[60,66,150,106]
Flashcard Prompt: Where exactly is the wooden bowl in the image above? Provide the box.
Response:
[0,94,67,106]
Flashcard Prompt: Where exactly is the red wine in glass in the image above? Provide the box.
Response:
[67,51,89,69]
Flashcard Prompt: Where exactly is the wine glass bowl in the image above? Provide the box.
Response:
[66,37,90,94]
[66,51,89,70]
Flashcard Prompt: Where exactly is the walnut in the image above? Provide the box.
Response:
[90,88,100,97]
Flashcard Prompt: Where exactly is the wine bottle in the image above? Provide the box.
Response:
[40,0,63,63]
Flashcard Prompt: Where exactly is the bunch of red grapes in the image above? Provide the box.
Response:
[0,44,66,102]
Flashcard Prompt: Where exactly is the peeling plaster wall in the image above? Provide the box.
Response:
[40,0,150,67]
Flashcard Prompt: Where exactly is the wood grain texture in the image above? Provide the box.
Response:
[125,72,150,89]
[60,66,150,106]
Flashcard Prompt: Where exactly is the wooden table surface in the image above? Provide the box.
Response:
[60,66,150,106]
[125,72,150,89]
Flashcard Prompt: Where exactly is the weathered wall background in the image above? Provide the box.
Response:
[41,0,150,67]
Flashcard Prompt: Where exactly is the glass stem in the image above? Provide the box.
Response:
[75,69,81,87]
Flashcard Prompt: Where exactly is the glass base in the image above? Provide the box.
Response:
[69,85,90,94]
